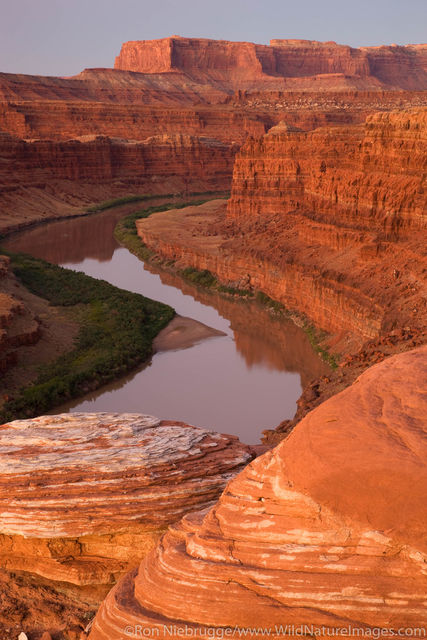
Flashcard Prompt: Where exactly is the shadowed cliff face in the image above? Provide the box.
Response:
[89,347,427,638]
[0,133,237,234]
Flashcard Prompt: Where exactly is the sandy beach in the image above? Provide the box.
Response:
[153,314,226,352]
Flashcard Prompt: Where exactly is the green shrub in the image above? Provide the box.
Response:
[303,322,338,369]
[86,190,229,214]
[255,291,285,313]
[86,194,149,213]
[180,267,217,288]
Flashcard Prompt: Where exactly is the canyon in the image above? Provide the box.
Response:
[1,37,427,235]
[138,109,426,350]
[136,105,426,435]
[0,35,426,639]
[0,133,236,235]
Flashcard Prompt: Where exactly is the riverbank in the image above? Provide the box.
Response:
[0,190,229,240]
[115,199,336,363]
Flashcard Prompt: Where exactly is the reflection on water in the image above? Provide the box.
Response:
[3,206,329,443]
[148,266,329,388]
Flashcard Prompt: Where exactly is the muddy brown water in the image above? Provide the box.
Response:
[3,204,329,443]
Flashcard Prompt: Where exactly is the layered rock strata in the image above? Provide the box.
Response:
[138,109,425,350]
[0,412,253,602]
[1,37,426,238]
[225,109,426,345]
[0,133,237,234]
[0,67,228,105]
[89,346,427,638]
[228,109,427,232]
[0,101,267,143]
[2,93,425,144]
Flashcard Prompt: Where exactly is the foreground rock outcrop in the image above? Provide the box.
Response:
[89,346,427,638]
[0,413,253,636]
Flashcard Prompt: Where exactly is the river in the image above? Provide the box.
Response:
[3,201,329,443]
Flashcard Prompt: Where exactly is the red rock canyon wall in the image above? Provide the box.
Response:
[115,37,427,91]
[224,109,427,344]
[0,133,237,234]
[228,109,427,232]
[138,110,426,350]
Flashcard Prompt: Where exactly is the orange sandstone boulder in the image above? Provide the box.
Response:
[89,346,427,638]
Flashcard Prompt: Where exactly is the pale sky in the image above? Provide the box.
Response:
[1,0,426,77]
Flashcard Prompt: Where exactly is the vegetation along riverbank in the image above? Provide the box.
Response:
[0,250,174,422]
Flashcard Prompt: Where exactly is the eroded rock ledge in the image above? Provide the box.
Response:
[0,412,254,635]
[89,346,427,638]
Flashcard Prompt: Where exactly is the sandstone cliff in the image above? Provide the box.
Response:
[0,67,228,105]
[1,37,427,150]
[228,109,426,231]
[0,37,426,238]
[0,100,267,142]
[137,106,426,350]
[224,108,427,346]
[115,37,427,91]
[89,346,427,638]
[0,412,253,636]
